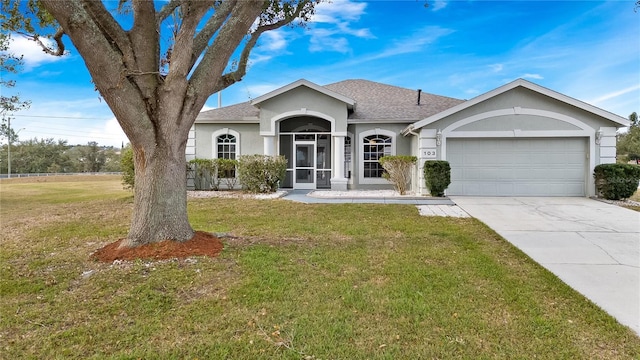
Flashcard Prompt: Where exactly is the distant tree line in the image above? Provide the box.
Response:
[618,112,640,164]
[0,138,122,174]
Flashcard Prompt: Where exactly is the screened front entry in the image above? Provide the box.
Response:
[278,118,332,189]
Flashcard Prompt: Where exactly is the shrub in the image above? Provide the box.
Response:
[423,160,451,197]
[379,155,417,195]
[121,145,135,190]
[188,158,220,191]
[237,155,287,193]
[218,158,239,190]
[594,163,640,200]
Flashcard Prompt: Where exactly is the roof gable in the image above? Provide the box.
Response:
[250,79,356,108]
[405,79,630,134]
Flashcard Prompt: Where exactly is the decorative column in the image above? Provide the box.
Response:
[417,128,439,195]
[263,135,275,156]
[597,127,617,164]
[331,135,348,190]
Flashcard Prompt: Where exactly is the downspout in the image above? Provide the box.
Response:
[402,124,420,194]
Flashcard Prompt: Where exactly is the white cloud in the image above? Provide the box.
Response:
[260,30,288,52]
[367,26,454,60]
[309,35,350,53]
[522,73,543,80]
[7,35,68,69]
[490,64,503,72]
[591,84,640,103]
[306,0,372,53]
[87,118,128,147]
[311,0,368,23]
[251,29,294,65]
[431,0,448,12]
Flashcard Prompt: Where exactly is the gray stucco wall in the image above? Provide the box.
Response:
[423,87,621,132]
[347,123,414,190]
[194,123,261,159]
[258,86,349,134]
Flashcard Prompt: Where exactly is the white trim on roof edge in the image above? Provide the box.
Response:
[403,79,629,135]
[250,79,356,108]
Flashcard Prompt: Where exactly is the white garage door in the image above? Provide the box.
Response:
[446,138,587,196]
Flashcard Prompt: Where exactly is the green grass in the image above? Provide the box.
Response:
[1,176,639,359]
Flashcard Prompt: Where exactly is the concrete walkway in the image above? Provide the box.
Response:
[450,196,640,335]
[282,190,455,205]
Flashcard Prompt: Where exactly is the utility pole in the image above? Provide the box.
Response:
[7,116,11,179]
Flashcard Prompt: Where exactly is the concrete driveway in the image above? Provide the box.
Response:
[450,196,640,335]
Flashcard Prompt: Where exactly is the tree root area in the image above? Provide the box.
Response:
[91,231,224,262]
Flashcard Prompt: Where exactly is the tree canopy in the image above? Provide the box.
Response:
[2,0,321,246]
[618,112,640,162]
[0,32,30,144]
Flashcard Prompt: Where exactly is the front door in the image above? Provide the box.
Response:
[294,142,316,189]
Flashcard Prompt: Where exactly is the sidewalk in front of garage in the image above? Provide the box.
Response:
[451,196,640,336]
[282,189,455,205]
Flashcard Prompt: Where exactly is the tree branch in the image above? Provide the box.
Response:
[191,0,237,63]
[82,0,135,65]
[156,0,182,23]
[40,0,155,147]
[166,0,212,81]
[218,0,312,90]
[128,0,161,106]
[24,27,66,56]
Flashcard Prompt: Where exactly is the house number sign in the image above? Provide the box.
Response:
[422,149,437,159]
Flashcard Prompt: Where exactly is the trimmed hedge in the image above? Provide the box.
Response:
[237,155,287,193]
[423,160,451,197]
[594,163,640,200]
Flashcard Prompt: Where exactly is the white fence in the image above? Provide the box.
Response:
[0,172,121,179]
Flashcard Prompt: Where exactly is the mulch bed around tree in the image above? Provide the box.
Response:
[91,231,223,262]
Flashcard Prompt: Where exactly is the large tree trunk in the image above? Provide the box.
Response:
[36,0,315,248]
[120,138,194,248]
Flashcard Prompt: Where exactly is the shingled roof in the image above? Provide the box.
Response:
[196,79,464,123]
[325,79,464,122]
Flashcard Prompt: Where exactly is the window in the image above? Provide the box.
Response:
[359,129,395,184]
[216,134,236,160]
[363,135,391,178]
[212,129,240,178]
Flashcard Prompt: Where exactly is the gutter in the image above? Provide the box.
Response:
[401,124,419,137]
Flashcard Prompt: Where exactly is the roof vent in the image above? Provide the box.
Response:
[417,89,422,105]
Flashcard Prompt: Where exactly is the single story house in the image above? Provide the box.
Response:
[187,78,629,196]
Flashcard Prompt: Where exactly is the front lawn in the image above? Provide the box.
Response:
[1,176,638,359]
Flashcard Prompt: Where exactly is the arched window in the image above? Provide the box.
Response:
[359,129,395,184]
[216,134,236,160]
[212,128,240,178]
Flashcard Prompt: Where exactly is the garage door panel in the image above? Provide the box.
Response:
[447,138,587,196]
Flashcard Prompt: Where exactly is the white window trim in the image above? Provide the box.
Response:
[212,128,241,159]
[358,128,396,185]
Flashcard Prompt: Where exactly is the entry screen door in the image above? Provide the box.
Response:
[295,142,315,189]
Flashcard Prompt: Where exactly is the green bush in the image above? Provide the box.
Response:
[423,160,451,197]
[218,158,239,190]
[379,155,417,195]
[593,163,640,200]
[188,158,220,190]
[121,145,135,190]
[237,155,287,193]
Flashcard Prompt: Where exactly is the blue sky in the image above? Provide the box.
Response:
[5,0,640,147]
